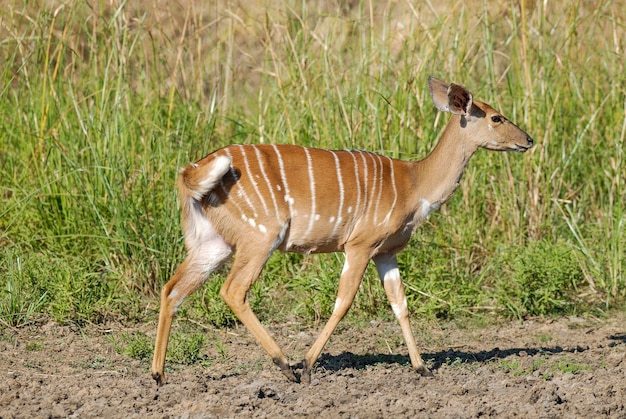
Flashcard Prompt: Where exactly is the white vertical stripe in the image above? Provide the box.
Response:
[358,151,369,213]
[380,156,397,225]
[272,145,294,218]
[347,152,361,221]
[368,153,380,224]
[329,151,344,237]
[238,145,269,216]
[253,146,281,220]
[303,147,316,238]
[221,148,256,221]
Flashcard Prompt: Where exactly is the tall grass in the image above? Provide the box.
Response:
[0,0,624,329]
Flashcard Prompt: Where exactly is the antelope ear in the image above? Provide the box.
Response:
[447,83,473,116]
[428,77,473,116]
[428,77,451,112]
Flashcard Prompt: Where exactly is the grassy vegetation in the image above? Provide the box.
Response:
[0,0,624,343]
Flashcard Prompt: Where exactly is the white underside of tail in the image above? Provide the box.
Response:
[188,155,232,200]
[183,155,234,273]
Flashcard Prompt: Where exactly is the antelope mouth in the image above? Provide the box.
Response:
[513,143,533,152]
[512,137,534,152]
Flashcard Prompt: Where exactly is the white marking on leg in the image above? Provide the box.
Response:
[384,267,401,282]
[341,256,350,275]
[390,298,407,318]
[333,297,343,314]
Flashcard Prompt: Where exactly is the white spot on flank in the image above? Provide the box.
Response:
[248,218,256,228]
[329,216,335,223]
[258,224,267,233]
[347,206,353,214]
[276,184,282,191]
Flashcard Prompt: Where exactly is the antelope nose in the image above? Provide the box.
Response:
[526,136,534,147]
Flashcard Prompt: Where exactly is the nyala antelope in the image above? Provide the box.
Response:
[151,77,533,385]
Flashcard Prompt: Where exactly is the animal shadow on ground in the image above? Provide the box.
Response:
[310,332,625,375]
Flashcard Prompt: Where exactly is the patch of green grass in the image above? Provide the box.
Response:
[495,355,592,379]
[0,1,624,331]
[112,330,208,366]
[535,333,553,344]
[112,332,153,362]
[493,239,584,318]
[25,340,43,351]
[495,357,547,377]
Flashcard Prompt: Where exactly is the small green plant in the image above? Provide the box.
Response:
[168,333,207,365]
[495,357,546,377]
[113,332,153,362]
[495,240,584,318]
[25,340,43,351]
[0,251,48,328]
[113,330,207,365]
[444,357,465,368]
[551,358,592,375]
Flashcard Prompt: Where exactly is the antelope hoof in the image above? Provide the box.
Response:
[416,365,434,378]
[274,358,298,383]
[300,360,312,384]
[152,371,165,386]
[281,367,299,383]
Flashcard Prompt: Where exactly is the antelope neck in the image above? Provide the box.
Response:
[410,115,479,207]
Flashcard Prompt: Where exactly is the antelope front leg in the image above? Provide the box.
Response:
[301,251,370,384]
[374,254,433,377]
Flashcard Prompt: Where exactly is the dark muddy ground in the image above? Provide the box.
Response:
[1,314,625,418]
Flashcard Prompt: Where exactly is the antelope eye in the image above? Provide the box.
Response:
[491,115,503,123]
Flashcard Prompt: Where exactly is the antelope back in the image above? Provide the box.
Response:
[192,144,409,254]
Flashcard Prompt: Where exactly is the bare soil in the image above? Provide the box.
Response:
[1,314,625,418]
